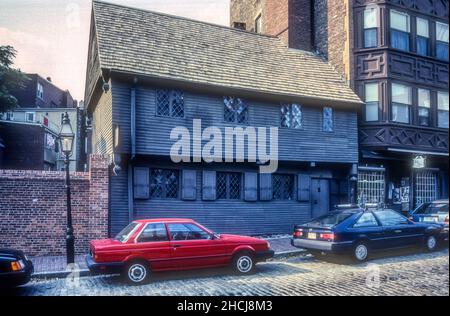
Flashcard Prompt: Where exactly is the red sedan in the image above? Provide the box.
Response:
[86,219,274,285]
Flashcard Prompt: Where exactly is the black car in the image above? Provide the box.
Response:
[0,249,34,287]
[292,207,446,262]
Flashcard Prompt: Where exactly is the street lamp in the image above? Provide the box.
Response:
[60,112,75,265]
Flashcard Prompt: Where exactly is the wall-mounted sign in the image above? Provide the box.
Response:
[413,156,426,169]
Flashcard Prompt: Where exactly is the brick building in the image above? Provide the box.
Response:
[231,0,449,212]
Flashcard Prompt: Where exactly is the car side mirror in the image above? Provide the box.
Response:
[211,233,221,240]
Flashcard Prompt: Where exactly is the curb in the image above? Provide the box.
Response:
[32,269,91,280]
[31,249,307,280]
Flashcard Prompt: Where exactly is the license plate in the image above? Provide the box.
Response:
[423,217,438,223]
[308,233,317,240]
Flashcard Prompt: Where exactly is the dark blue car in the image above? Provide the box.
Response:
[292,207,447,262]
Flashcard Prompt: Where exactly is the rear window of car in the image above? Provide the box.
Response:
[305,211,356,228]
[416,203,449,215]
[115,222,139,243]
[374,210,409,226]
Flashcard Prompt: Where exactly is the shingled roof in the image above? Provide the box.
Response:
[90,0,362,106]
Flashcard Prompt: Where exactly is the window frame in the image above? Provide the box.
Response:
[416,17,430,56]
[437,91,449,129]
[25,112,36,123]
[150,168,181,200]
[155,89,185,118]
[216,172,242,200]
[280,103,303,129]
[167,223,212,241]
[391,83,412,124]
[135,222,170,244]
[363,8,378,48]
[255,14,262,34]
[37,83,44,100]
[353,212,380,228]
[417,88,431,127]
[272,174,295,201]
[223,96,249,125]
[436,22,449,61]
[373,210,410,226]
[322,107,334,132]
[364,82,379,122]
[390,10,411,52]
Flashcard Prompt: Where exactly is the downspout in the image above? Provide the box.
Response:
[128,77,138,223]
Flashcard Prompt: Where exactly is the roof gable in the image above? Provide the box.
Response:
[91,0,362,106]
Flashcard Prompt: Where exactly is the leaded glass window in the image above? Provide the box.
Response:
[280,104,303,129]
[217,172,242,200]
[273,174,295,200]
[156,89,184,118]
[150,169,180,199]
[323,107,334,132]
[224,97,249,124]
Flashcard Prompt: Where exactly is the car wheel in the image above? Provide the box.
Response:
[232,252,255,275]
[425,235,438,252]
[309,250,323,258]
[353,242,370,263]
[124,261,150,285]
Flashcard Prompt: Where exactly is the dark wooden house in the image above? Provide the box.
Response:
[85,1,362,236]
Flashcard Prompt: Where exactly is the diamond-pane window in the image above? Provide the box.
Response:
[150,169,180,199]
[281,104,302,129]
[323,107,334,132]
[156,89,184,118]
[223,97,248,124]
[273,174,294,200]
[217,172,242,200]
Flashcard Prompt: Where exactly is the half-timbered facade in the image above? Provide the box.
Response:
[85,1,362,236]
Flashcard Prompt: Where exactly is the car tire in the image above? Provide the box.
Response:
[124,261,150,285]
[352,242,370,263]
[309,250,323,258]
[232,252,255,275]
[425,235,438,252]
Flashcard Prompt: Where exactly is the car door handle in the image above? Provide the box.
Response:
[394,230,402,234]
[173,244,182,248]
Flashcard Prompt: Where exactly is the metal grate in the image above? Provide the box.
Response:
[415,171,438,206]
[223,97,248,124]
[273,174,295,200]
[358,169,385,204]
[217,172,241,200]
[150,169,180,199]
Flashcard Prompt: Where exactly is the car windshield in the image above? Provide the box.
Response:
[416,203,449,215]
[305,211,356,228]
[114,222,139,243]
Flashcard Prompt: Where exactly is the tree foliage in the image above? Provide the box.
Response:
[0,46,30,113]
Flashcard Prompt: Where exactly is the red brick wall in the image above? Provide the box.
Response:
[0,155,109,256]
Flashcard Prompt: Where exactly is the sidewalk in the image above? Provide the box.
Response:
[30,236,304,279]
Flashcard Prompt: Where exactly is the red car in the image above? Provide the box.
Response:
[86,219,274,285]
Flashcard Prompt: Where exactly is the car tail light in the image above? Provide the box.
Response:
[293,229,303,238]
[11,260,25,272]
[445,216,449,225]
[320,233,335,241]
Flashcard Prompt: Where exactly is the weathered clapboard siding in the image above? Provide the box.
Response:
[92,89,113,155]
[128,160,332,235]
[110,80,358,163]
[110,163,130,236]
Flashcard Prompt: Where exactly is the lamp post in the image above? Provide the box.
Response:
[60,112,75,265]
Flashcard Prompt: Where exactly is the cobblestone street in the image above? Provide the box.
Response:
[7,248,449,296]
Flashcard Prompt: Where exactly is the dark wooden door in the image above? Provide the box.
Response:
[311,179,330,218]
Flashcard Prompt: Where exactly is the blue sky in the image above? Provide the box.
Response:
[0,0,230,100]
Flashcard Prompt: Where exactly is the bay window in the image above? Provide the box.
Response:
[436,22,449,61]
[364,83,379,122]
[364,8,378,48]
[390,10,410,51]
[417,89,431,127]
[438,91,449,129]
[391,83,411,124]
[416,17,429,56]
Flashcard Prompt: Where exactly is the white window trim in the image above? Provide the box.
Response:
[436,22,449,43]
[25,112,36,123]
[416,17,429,38]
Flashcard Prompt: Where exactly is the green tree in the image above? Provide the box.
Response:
[0,46,30,113]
